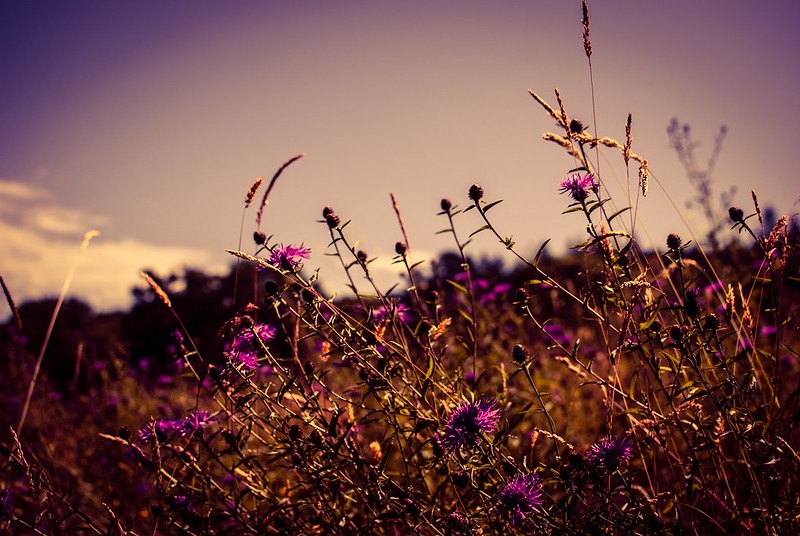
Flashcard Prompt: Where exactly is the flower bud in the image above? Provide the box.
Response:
[326,213,340,228]
[512,343,529,364]
[395,241,407,255]
[253,231,267,245]
[440,198,452,211]
[468,183,484,202]
[666,233,682,251]
[729,206,744,223]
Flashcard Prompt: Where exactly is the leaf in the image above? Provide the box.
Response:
[608,206,632,223]
[562,206,584,215]
[446,279,468,293]
[533,238,551,267]
[483,199,504,213]
[469,224,491,238]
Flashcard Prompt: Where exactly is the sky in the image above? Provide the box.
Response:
[2,1,799,314]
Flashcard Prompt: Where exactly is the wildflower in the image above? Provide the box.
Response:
[559,172,597,201]
[268,243,311,270]
[373,302,412,324]
[512,343,529,364]
[138,411,214,443]
[468,183,484,202]
[229,322,275,372]
[440,399,501,452]
[444,512,470,533]
[728,206,745,223]
[497,472,544,526]
[586,436,634,472]
[666,233,682,251]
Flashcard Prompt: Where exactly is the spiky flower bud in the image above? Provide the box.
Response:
[326,213,340,228]
[253,231,267,245]
[666,233,682,251]
[704,313,720,331]
[468,184,484,202]
[322,206,334,218]
[729,206,744,223]
[395,241,407,255]
[669,326,684,343]
[440,198,452,211]
[512,343,529,364]
[569,118,584,134]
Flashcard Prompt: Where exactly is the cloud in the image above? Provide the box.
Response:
[0,179,223,312]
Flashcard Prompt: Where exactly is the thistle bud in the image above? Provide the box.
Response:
[512,343,529,364]
[729,207,744,223]
[326,213,340,228]
[468,183,484,202]
[666,233,682,251]
[395,241,407,255]
[440,198,452,211]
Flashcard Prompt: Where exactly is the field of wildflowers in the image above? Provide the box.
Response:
[2,2,799,534]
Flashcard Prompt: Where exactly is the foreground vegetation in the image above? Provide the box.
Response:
[2,2,799,534]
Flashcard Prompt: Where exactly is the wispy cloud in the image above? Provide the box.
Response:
[0,179,222,312]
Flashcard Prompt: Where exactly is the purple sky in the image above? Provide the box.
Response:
[2,1,799,312]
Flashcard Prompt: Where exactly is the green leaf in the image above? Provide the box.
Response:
[608,206,632,223]
[483,199,504,213]
[533,239,551,267]
[469,224,491,238]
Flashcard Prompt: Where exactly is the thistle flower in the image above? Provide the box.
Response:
[497,472,544,526]
[585,436,634,472]
[267,243,311,270]
[468,183,484,202]
[139,411,214,443]
[229,323,276,372]
[559,172,597,201]
[373,302,412,325]
[440,399,501,452]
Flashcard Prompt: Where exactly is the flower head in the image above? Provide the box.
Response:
[440,398,501,452]
[585,436,634,472]
[229,323,276,373]
[497,472,543,526]
[267,243,311,270]
[373,302,412,325]
[559,172,597,201]
[139,411,214,443]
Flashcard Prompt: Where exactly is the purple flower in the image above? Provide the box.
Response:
[373,302,412,324]
[497,472,543,526]
[267,243,311,270]
[440,399,501,452]
[586,436,634,472]
[139,411,214,443]
[229,323,276,372]
[559,172,597,201]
